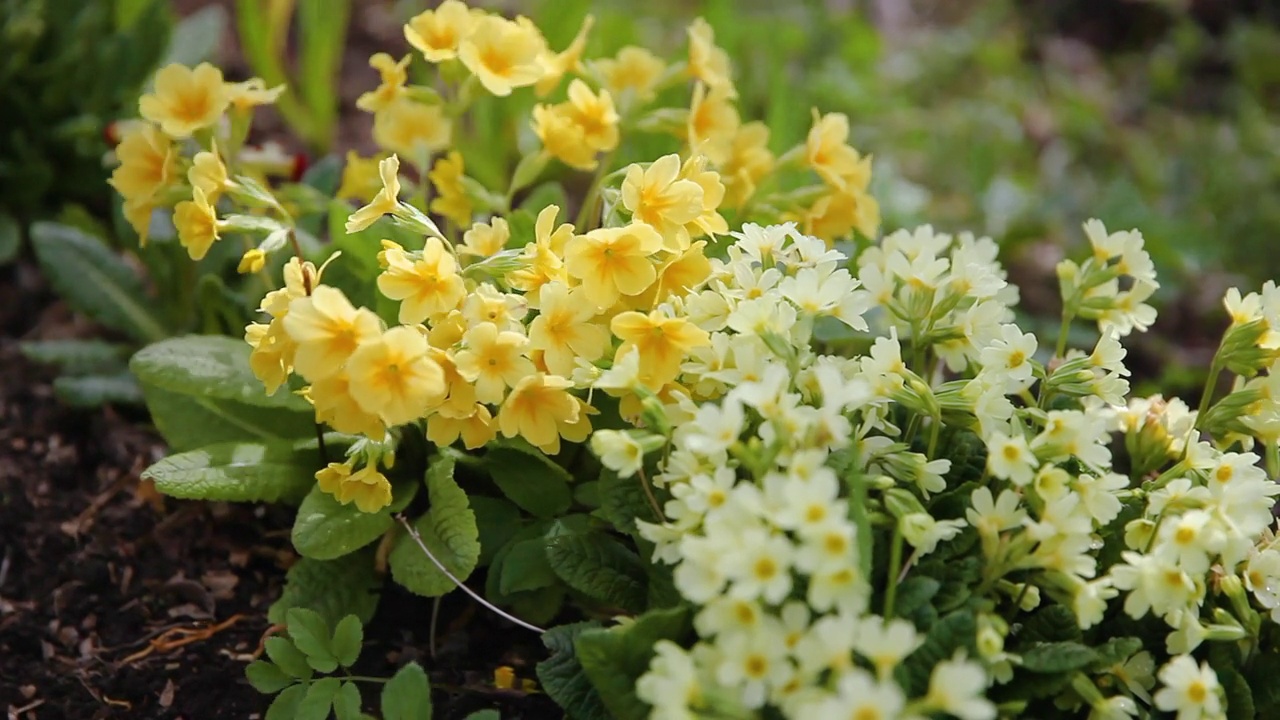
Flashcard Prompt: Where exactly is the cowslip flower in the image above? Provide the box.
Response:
[309,373,386,439]
[373,99,452,159]
[686,82,739,166]
[336,151,387,203]
[356,53,411,113]
[404,0,476,62]
[317,462,393,513]
[109,124,176,207]
[564,223,663,309]
[452,322,535,404]
[721,121,774,209]
[225,77,284,112]
[428,151,473,228]
[459,217,510,258]
[611,310,710,390]
[139,62,229,137]
[427,403,498,450]
[686,18,734,96]
[458,15,546,96]
[283,285,383,381]
[533,80,619,170]
[498,372,590,454]
[346,155,402,233]
[594,46,665,103]
[188,147,230,202]
[621,154,705,250]
[528,282,609,377]
[535,14,594,96]
[345,326,446,427]
[173,187,222,260]
[377,237,466,323]
[805,111,865,191]
[507,205,572,304]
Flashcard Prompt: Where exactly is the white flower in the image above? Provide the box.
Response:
[681,399,744,456]
[725,529,794,604]
[590,430,645,478]
[924,655,996,720]
[1153,655,1221,720]
[1153,509,1224,575]
[818,668,907,720]
[637,641,702,716]
[1073,577,1119,630]
[967,487,1026,534]
[901,513,965,555]
[978,324,1038,392]
[714,621,790,709]
[1090,695,1139,720]
[986,431,1038,486]
[851,616,921,680]
[1109,551,1201,622]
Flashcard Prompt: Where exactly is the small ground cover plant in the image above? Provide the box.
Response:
[108,2,1280,718]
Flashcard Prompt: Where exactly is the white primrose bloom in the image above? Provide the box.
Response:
[590,429,645,478]
[851,616,922,680]
[924,655,996,720]
[1153,655,1222,720]
[1109,551,1203,623]
[680,399,745,456]
[815,668,908,720]
[637,641,704,718]
[724,528,795,604]
[978,323,1038,392]
[901,512,965,555]
[713,621,791,709]
[986,430,1038,486]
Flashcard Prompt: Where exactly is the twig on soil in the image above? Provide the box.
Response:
[119,614,246,665]
[395,515,547,634]
[61,472,133,537]
[9,698,45,716]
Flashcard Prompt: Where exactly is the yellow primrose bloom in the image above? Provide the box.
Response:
[535,14,594,96]
[238,248,266,274]
[428,151,473,228]
[336,151,387,203]
[460,217,510,258]
[532,105,597,171]
[316,462,352,497]
[319,463,393,513]
[686,82,739,166]
[188,147,230,202]
[528,282,610,378]
[260,257,318,318]
[429,345,477,417]
[458,15,547,97]
[427,403,497,450]
[139,63,229,138]
[346,155,402,233]
[620,154,705,251]
[566,80,619,151]
[722,121,774,209]
[453,322,535,404]
[655,241,713,301]
[805,110,866,191]
[373,99,452,159]
[377,237,466,324]
[594,46,665,103]
[122,199,156,247]
[405,0,476,63]
[686,18,735,97]
[283,285,384,381]
[462,284,527,331]
[677,154,728,238]
[109,124,176,205]
[799,186,881,244]
[346,326,446,427]
[225,77,284,112]
[310,373,387,438]
[498,373,587,455]
[564,223,663,309]
[507,204,571,304]
[357,53,411,113]
[245,320,295,396]
[611,309,710,390]
[173,187,221,260]
[427,309,468,350]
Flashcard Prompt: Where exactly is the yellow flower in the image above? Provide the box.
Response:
[532,105,594,171]
[336,151,387,203]
[461,284,527,331]
[139,63,229,138]
[238,249,266,274]
[346,155,402,233]
[377,236,466,323]
[528,282,610,377]
[460,217,510,258]
[611,309,710,390]
[357,53,411,113]
[686,82,739,166]
[531,80,618,171]
[173,187,221,260]
[122,199,156,247]
[310,373,386,438]
[428,151,472,228]
[498,373,587,455]
[805,110,866,191]
[225,77,284,112]
[316,462,351,496]
[568,80,620,150]
[109,124,176,205]
[260,257,318,318]
[721,121,774,209]
[458,15,546,96]
[535,14,594,96]
[429,344,477,416]
[687,18,735,97]
[405,0,476,63]
[620,154,704,251]
[677,154,728,238]
[283,285,383,381]
[654,241,713,301]
[346,326,446,427]
[373,99,452,159]
[245,320,294,396]
[799,186,881,244]
[453,322,535,404]
[427,403,497,450]
[594,46,665,103]
[564,223,663,309]
[317,463,393,513]
[507,205,571,304]
[188,147,230,202]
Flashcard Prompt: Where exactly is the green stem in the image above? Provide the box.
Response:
[1196,354,1223,425]
[575,150,617,230]
[884,524,906,620]
[1053,308,1073,360]
[926,416,941,460]
[1266,441,1279,480]
[343,675,390,684]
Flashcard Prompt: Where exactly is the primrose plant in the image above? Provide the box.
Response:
[108,1,1280,718]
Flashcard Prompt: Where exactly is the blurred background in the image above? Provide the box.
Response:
[3,0,1278,392]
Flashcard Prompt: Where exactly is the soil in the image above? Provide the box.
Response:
[0,258,559,719]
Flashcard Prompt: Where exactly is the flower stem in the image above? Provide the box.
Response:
[883,524,905,620]
[1195,354,1223,426]
[575,150,617,231]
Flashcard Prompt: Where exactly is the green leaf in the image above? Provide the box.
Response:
[598,468,657,535]
[471,496,523,567]
[1245,652,1280,715]
[266,684,308,720]
[265,636,313,680]
[896,610,976,697]
[136,383,315,451]
[388,453,480,597]
[30,222,166,342]
[382,661,433,720]
[331,615,363,669]
[52,373,143,407]
[1020,641,1100,674]
[269,551,382,627]
[537,622,610,720]
[164,3,226,66]
[0,212,19,265]
[288,608,338,672]
[1018,604,1082,644]
[1090,637,1143,671]
[464,712,499,720]
[499,538,558,595]
[546,532,647,614]
[574,606,690,720]
[297,677,341,720]
[19,339,131,375]
[483,446,572,519]
[246,660,293,694]
[1220,668,1255,720]
[142,441,319,504]
[131,335,311,410]
[292,484,394,560]
[333,682,364,720]
[893,577,941,619]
